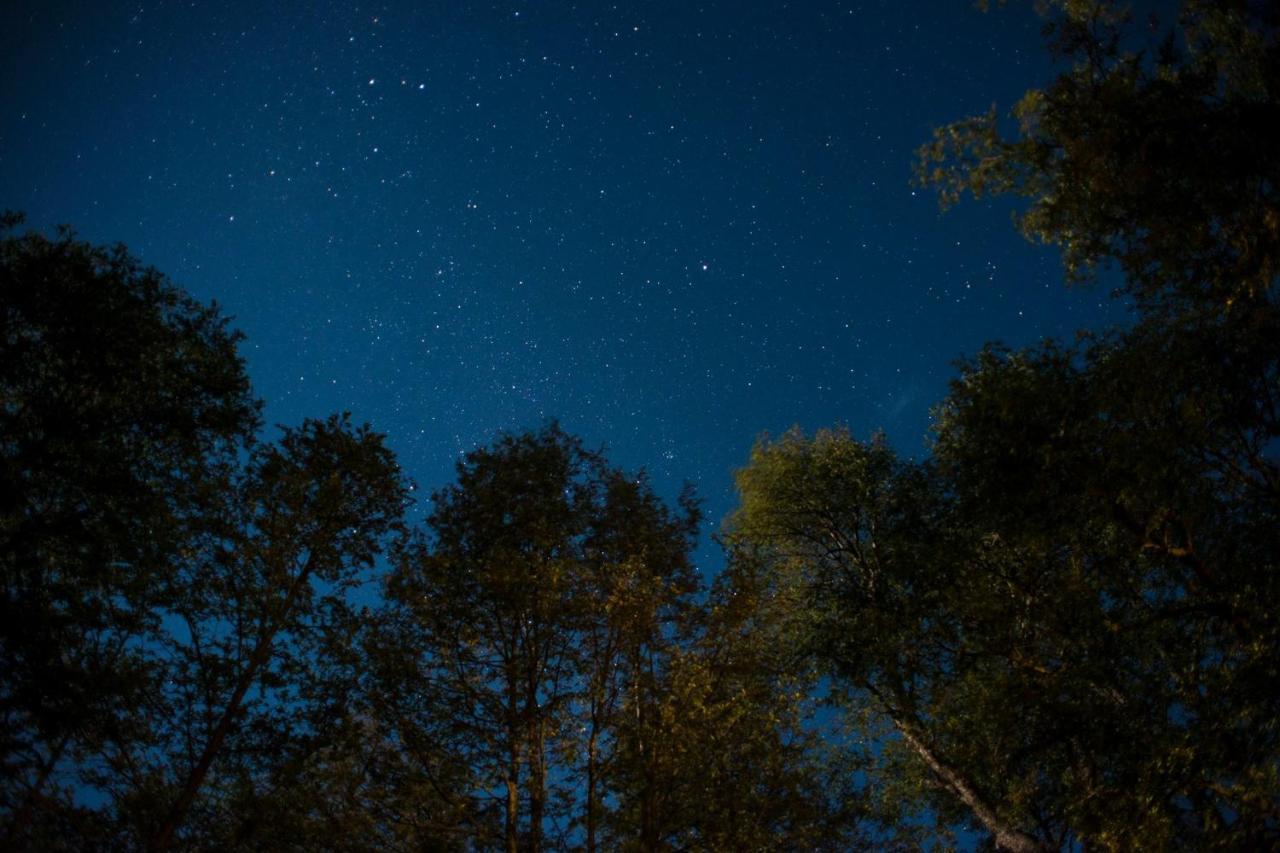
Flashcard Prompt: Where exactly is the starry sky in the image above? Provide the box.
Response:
[1,1,1126,570]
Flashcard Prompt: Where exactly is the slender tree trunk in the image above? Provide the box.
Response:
[504,767,519,853]
[893,717,1050,853]
[527,692,545,853]
[149,556,315,852]
[586,726,600,853]
[506,682,520,853]
[635,673,658,852]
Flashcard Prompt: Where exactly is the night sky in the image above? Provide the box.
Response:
[1,1,1127,570]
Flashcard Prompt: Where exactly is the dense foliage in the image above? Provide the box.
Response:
[1,217,416,850]
[1,214,260,848]
[724,0,1280,848]
[3,0,1278,849]
[918,0,1280,316]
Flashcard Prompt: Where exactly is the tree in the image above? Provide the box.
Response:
[726,2,1280,846]
[0,215,260,847]
[734,421,1230,848]
[386,425,701,853]
[917,0,1280,317]
[570,468,700,853]
[389,426,590,853]
[340,608,501,852]
[604,537,872,851]
[160,601,484,851]
[727,428,1053,849]
[928,329,1279,847]
[728,317,1278,851]
[1,218,414,850]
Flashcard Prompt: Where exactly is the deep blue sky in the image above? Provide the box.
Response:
[1,1,1125,570]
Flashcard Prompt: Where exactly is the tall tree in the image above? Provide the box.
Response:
[390,426,591,853]
[727,428,1053,849]
[570,470,700,853]
[730,418,1261,849]
[604,536,872,851]
[730,3,1280,844]
[929,329,1279,847]
[0,215,260,848]
[1,218,416,850]
[386,425,702,853]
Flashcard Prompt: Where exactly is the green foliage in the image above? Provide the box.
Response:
[715,2,1280,848]
[729,378,1278,847]
[917,0,1280,315]
[731,427,946,693]
[928,323,1280,848]
[610,541,872,851]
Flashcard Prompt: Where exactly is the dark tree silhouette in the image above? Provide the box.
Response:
[1,214,260,847]
[1,218,412,850]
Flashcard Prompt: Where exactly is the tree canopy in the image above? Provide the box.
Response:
[5,1,1279,850]
[2,219,861,848]
[383,424,861,850]
[723,0,1280,848]
[917,0,1280,316]
[0,220,413,849]
[1,215,260,847]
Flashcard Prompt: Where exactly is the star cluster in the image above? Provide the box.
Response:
[0,1,1125,566]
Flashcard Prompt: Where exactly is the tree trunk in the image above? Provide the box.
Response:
[636,678,658,852]
[586,727,599,853]
[527,695,545,853]
[504,768,519,853]
[506,685,520,853]
[893,717,1050,853]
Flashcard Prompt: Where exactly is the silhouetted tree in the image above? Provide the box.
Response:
[386,425,702,853]
[0,218,416,850]
[146,414,409,851]
[0,214,259,848]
